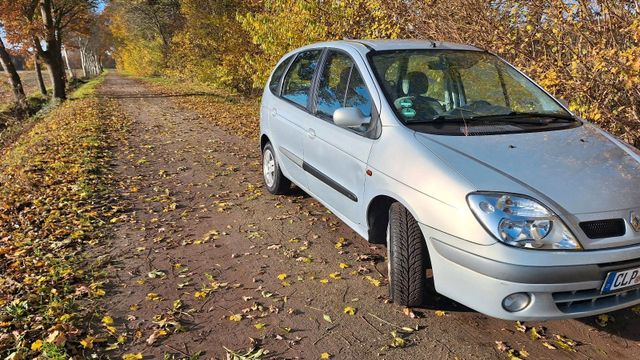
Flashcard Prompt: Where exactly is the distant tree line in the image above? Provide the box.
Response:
[0,0,112,111]
[108,1,637,147]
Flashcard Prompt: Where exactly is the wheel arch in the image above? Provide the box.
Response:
[260,134,270,151]
[366,193,423,245]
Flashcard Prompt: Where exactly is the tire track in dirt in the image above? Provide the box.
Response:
[95,73,640,359]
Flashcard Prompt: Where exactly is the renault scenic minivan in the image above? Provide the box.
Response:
[259,39,640,320]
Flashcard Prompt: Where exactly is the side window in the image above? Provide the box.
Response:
[315,51,372,121]
[281,50,322,108]
[269,55,293,94]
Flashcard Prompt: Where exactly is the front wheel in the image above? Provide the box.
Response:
[262,142,290,195]
[387,202,427,307]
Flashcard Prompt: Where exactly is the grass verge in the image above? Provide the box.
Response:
[0,76,127,358]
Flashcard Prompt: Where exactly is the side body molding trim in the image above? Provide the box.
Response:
[279,145,358,202]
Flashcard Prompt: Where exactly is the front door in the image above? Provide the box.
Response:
[303,50,376,225]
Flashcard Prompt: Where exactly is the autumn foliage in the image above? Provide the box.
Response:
[108,0,639,146]
[0,76,125,358]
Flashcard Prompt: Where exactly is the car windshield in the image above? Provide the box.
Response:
[369,50,579,135]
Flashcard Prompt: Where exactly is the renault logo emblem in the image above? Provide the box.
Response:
[632,211,640,232]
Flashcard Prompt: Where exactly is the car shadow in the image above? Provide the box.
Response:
[576,308,640,341]
[289,184,311,198]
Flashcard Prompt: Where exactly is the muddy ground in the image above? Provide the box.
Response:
[95,73,640,359]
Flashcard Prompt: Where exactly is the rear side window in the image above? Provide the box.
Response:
[315,51,372,120]
[282,50,323,108]
[269,55,293,94]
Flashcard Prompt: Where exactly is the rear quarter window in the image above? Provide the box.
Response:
[269,55,294,95]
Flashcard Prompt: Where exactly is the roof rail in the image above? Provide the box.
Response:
[342,39,375,51]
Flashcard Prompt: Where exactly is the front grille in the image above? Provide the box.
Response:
[553,287,640,314]
[579,219,626,239]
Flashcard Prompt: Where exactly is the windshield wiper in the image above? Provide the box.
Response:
[469,112,576,124]
[405,112,576,126]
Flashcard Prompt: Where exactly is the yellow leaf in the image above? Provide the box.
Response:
[339,263,350,269]
[329,272,341,280]
[122,353,143,360]
[343,306,356,315]
[194,291,207,299]
[320,352,331,359]
[145,292,161,301]
[80,336,95,349]
[277,273,288,281]
[595,313,613,327]
[319,279,329,284]
[254,322,267,329]
[365,276,381,287]
[229,314,242,322]
[102,315,114,325]
[434,310,446,317]
[31,339,43,351]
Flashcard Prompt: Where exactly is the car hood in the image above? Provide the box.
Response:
[414,123,640,216]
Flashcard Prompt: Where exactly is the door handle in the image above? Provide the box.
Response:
[307,128,316,139]
[270,108,277,117]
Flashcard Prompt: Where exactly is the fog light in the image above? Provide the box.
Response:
[502,293,531,312]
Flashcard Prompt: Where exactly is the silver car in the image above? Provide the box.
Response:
[259,39,640,320]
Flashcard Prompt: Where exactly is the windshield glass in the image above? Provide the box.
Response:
[369,50,578,135]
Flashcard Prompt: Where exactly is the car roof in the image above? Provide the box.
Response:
[293,39,485,54]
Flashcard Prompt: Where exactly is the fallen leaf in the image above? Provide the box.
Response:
[343,306,356,315]
[31,339,43,351]
[122,353,143,360]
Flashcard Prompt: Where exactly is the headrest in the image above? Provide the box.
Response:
[406,71,429,96]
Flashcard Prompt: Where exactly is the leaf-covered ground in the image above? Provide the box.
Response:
[87,73,640,360]
[0,78,128,358]
[3,72,639,359]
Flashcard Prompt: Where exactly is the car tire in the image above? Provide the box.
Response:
[262,142,291,195]
[387,202,427,307]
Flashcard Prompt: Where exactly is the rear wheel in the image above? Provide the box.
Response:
[262,142,290,195]
[387,202,427,307]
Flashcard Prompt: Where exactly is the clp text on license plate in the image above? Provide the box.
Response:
[601,267,640,294]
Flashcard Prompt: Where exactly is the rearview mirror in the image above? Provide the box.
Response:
[333,107,370,128]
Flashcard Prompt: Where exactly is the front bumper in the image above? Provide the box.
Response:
[422,224,640,320]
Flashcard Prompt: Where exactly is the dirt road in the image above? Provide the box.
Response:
[96,73,640,359]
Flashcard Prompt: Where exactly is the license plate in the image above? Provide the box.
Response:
[601,266,640,294]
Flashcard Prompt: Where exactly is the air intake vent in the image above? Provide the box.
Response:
[460,125,520,136]
[579,219,626,239]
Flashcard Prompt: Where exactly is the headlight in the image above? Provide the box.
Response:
[467,192,582,250]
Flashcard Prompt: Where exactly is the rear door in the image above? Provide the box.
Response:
[303,49,377,224]
[269,49,323,189]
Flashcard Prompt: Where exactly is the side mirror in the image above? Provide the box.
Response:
[333,107,370,128]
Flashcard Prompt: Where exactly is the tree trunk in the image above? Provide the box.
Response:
[35,0,67,100]
[62,46,75,79]
[34,54,47,96]
[0,38,27,110]
[80,47,87,78]
[44,57,67,101]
